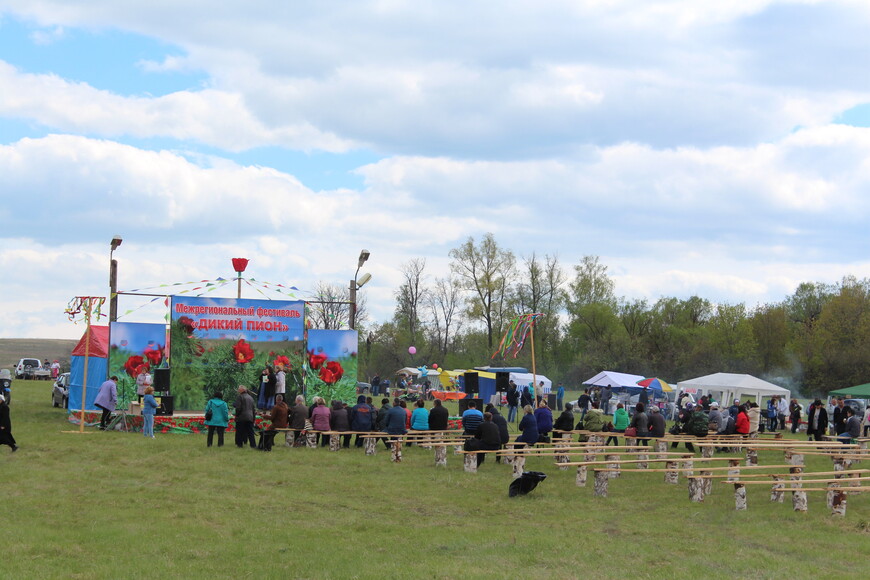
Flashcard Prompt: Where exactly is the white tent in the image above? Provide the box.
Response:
[583,371,645,389]
[676,373,790,405]
[509,372,552,391]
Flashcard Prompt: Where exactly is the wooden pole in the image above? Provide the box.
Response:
[530,322,537,402]
[79,309,92,433]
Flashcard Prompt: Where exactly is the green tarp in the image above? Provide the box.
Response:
[829,383,870,398]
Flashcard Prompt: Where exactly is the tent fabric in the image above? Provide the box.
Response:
[676,373,790,404]
[509,373,552,391]
[583,371,645,389]
[829,383,870,398]
[71,325,110,358]
[68,356,108,412]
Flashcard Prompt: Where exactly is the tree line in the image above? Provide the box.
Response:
[340,233,868,398]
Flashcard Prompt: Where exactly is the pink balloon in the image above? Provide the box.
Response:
[432,363,438,369]
[408,346,417,354]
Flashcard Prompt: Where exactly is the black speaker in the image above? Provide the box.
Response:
[495,372,510,392]
[153,368,170,392]
[155,395,174,416]
[464,372,479,394]
[547,394,557,408]
[458,398,484,415]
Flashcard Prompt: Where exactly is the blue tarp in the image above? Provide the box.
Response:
[68,355,107,412]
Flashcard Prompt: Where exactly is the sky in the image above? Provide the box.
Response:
[1,0,869,340]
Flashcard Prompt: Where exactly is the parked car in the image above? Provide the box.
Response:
[53,372,70,408]
[15,357,50,380]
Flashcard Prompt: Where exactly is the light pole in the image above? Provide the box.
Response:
[349,249,371,330]
[109,235,122,323]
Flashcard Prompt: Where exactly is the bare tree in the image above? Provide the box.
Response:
[428,276,464,355]
[394,258,429,341]
[513,252,565,348]
[307,281,367,330]
[449,233,516,349]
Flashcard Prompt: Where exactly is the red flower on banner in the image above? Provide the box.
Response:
[124,355,148,378]
[233,339,255,364]
[195,344,206,357]
[319,366,337,385]
[308,350,327,370]
[178,316,196,334]
[273,355,291,368]
[144,345,163,366]
[324,360,344,382]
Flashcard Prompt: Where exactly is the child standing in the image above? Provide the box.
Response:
[142,386,159,438]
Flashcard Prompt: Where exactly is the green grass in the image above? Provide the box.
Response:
[2,382,868,579]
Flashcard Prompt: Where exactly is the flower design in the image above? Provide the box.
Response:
[232,339,255,363]
[319,366,337,384]
[308,350,327,370]
[178,316,196,334]
[324,360,343,382]
[273,355,291,369]
[144,345,163,366]
[124,355,148,378]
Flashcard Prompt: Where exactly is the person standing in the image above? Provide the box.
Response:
[789,399,802,434]
[233,386,257,448]
[556,382,565,411]
[832,398,846,436]
[142,386,159,438]
[639,387,649,407]
[94,376,118,430]
[600,385,612,415]
[136,368,152,397]
[371,374,381,397]
[275,364,286,401]
[0,394,17,452]
[205,391,230,447]
[577,389,591,420]
[777,396,788,431]
[506,380,519,423]
[258,366,277,411]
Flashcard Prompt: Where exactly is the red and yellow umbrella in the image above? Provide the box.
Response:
[636,377,673,392]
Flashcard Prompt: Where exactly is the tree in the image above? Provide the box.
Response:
[750,303,789,373]
[394,258,429,341]
[449,233,515,349]
[307,281,367,330]
[428,276,464,356]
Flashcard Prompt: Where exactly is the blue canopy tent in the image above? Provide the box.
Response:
[68,325,109,412]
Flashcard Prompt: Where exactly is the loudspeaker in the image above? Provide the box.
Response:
[464,372,479,394]
[153,368,170,393]
[547,394,557,408]
[458,398,484,415]
[155,395,174,416]
[495,372,510,392]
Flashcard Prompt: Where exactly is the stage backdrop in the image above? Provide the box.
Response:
[305,329,358,404]
[109,322,168,410]
[169,296,305,410]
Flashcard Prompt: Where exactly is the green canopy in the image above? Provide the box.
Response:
[829,383,870,398]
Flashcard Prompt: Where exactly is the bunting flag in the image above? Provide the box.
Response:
[119,275,304,298]
[492,313,543,359]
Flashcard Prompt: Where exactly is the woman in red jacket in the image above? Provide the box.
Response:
[735,404,750,435]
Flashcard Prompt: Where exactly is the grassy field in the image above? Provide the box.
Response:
[0,338,77,373]
[2,381,868,580]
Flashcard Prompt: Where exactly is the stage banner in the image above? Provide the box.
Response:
[109,322,168,410]
[169,296,305,410]
[304,329,358,404]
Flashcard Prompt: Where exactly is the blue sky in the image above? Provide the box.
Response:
[1,1,869,339]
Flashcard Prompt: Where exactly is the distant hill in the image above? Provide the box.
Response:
[0,338,79,371]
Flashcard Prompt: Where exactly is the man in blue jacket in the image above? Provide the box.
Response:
[350,395,375,447]
[462,401,484,435]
